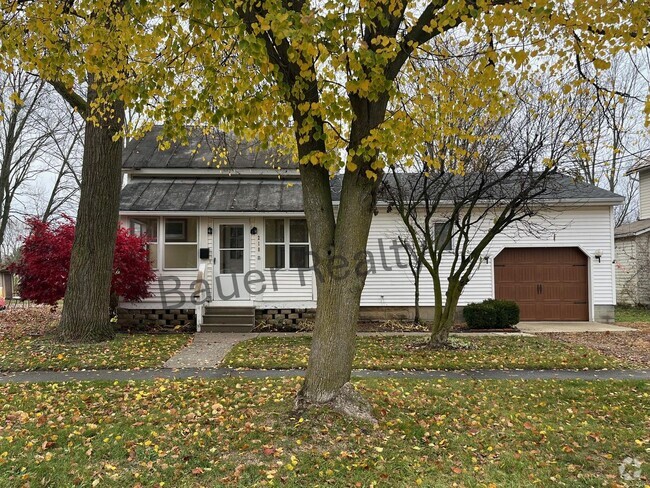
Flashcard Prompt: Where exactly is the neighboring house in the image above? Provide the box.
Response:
[0,269,13,309]
[615,162,650,305]
[118,128,623,330]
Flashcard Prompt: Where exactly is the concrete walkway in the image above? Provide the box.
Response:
[1,367,648,384]
[163,333,253,368]
[517,322,637,333]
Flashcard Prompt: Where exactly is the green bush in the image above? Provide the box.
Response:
[463,299,520,329]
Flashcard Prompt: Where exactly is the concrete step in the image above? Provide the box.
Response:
[201,324,254,333]
[204,306,255,316]
[203,314,255,326]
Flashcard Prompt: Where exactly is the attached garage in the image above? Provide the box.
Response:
[494,247,589,321]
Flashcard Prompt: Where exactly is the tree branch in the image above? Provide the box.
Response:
[386,0,517,81]
[47,80,88,116]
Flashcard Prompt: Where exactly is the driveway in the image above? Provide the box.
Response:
[517,322,636,333]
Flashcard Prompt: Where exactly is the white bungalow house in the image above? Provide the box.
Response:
[118,128,622,331]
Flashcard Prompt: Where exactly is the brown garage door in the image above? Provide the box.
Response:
[494,247,589,321]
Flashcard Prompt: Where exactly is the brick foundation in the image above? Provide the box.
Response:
[256,308,316,327]
[117,308,196,331]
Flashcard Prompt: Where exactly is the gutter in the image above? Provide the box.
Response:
[124,168,301,179]
[371,197,625,207]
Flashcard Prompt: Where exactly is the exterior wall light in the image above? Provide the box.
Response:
[595,250,603,263]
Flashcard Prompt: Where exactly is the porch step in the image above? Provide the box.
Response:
[203,314,254,325]
[199,306,255,332]
[204,306,255,316]
[201,324,254,333]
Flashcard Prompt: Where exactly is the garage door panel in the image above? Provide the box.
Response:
[520,303,538,320]
[508,267,535,283]
[540,266,563,282]
[515,284,537,301]
[493,267,510,283]
[541,283,563,301]
[561,267,580,282]
[495,247,589,321]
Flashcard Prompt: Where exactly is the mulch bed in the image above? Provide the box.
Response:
[255,320,522,334]
[254,319,430,333]
[356,320,429,332]
[540,322,650,368]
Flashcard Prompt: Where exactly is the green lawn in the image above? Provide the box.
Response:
[0,378,647,487]
[616,305,650,323]
[223,335,627,370]
[0,334,191,371]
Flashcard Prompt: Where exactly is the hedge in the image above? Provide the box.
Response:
[463,299,520,329]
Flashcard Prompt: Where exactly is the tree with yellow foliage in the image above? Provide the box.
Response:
[149,0,648,419]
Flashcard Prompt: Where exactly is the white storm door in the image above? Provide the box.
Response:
[214,221,249,302]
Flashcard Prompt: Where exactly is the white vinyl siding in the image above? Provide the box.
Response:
[639,169,650,220]
[361,206,617,313]
[119,204,617,315]
[615,232,650,306]
[615,237,638,305]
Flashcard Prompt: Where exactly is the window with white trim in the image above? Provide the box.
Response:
[130,218,158,269]
[164,218,198,269]
[264,218,310,269]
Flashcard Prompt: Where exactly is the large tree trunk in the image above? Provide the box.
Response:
[295,166,378,422]
[58,77,124,342]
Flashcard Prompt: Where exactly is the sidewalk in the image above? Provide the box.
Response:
[1,367,648,384]
[517,322,636,333]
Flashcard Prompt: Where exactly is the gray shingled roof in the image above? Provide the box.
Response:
[120,173,622,213]
[123,126,297,170]
[376,172,624,203]
[626,159,650,175]
[120,178,304,212]
[615,219,650,238]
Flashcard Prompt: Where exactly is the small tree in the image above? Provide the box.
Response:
[397,235,424,325]
[383,81,581,347]
[10,218,155,313]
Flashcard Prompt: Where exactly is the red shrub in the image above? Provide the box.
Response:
[10,217,155,306]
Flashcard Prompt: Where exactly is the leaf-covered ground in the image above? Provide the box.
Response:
[224,336,627,371]
[0,334,191,371]
[0,305,60,339]
[0,379,647,487]
[541,323,650,369]
[616,305,650,323]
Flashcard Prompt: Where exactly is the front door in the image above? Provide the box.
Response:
[214,221,249,302]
